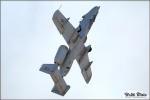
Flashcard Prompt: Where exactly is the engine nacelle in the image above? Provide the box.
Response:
[54,45,69,65]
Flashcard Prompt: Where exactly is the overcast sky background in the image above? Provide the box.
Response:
[1,1,149,99]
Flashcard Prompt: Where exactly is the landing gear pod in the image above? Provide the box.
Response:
[54,45,69,65]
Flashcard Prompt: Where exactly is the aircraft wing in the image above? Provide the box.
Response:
[76,45,92,83]
[53,10,78,47]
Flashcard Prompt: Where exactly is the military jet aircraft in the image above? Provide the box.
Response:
[40,6,100,96]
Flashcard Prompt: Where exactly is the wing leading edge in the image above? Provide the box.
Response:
[76,45,93,83]
[52,10,77,47]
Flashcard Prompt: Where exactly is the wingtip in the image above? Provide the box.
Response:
[96,6,100,10]
[85,73,92,84]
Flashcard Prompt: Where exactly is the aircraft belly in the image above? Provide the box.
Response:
[41,6,100,95]
[59,40,84,76]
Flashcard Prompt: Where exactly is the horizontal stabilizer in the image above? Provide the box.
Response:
[40,63,70,96]
[52,84,70,96]
[50,68,70,96]
[40,64,58,74]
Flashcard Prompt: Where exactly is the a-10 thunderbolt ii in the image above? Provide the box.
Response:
[40,6,100,96]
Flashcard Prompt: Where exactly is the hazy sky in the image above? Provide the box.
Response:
[1,1,149,99]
